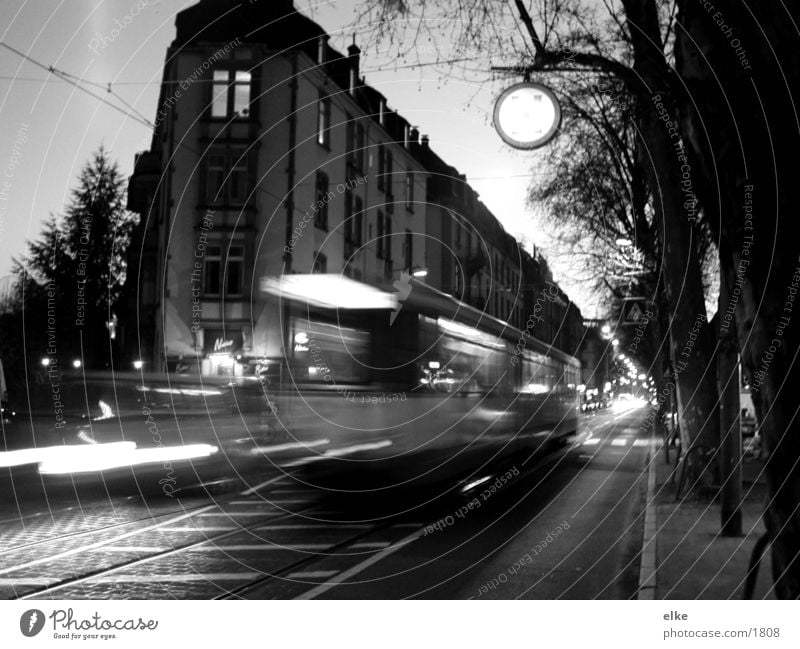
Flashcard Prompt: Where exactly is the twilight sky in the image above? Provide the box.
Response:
[0,0,593,314]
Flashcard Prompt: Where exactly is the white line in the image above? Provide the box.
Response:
[97,547,168,552]
[240,474,288,496]
[88,573,262,584]
[158,526,236,532]
[198,512,282,518]
[0,578,53,586]
[0,506,216,576]
[287,570,339,579]
[295,527,424,599]
[187,544,330,551]
[638,437,658,600]
[250,439,330,454]
[611,438,629,446]
[582,437,601,446]
[230,499,309,506]
[252,524,371,531]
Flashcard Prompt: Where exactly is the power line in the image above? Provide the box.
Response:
[0,41,154,129]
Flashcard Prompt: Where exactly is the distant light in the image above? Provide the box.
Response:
[412,268,428,278]
[638,373,647,381]
[41,357,50,367]
[294,332,309,345]
[601,325,611,335]
[616,238,633,247]
[428,361,441,369]
[133,360,144,370]
[612,339,619,347]
[72,359,82,368]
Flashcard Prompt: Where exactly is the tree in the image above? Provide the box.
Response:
[12,146,138,371]
[362,0,720,479]
[675,0,800,598]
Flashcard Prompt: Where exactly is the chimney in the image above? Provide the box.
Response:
[317,35,329,65]
[409,127,419,146]
[421,134,430,149]
[347,39,360,95]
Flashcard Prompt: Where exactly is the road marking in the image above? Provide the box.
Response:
[0,506,216,576]
[611,438,628,446]
[252,524,371,531]
[187,544,330,551]
[287,570,339,579]
[633,439,650,447]
[638,436,658,600]
[582,437,601,446]
[198,512,282,518]
[250,439,330,454]
[158,526,236,532]
[0,578,54,586]
[98,546,168,552]
[296,527,423,599]
[240,474,289,496]
[87,573,262,584]
[229,499,307,505]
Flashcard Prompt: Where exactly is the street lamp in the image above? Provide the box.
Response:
[493,82,562,150]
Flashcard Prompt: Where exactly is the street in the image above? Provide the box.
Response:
[0,406,651,600]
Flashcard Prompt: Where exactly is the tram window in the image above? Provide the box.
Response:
[290,319,370,383]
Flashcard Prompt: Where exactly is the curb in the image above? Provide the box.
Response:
[637,435,658,599]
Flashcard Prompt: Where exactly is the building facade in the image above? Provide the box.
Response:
[127,0,585,376]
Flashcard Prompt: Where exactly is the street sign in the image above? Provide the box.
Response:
[493,82,562,150]
[621,297,652,325]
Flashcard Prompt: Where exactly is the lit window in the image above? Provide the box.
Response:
[317,94,331,147]
[346,117,364,172]
[210,69,251,119]
[405,172,414,211]
[233,71,251,117]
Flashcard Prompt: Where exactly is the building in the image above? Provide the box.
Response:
[127,0,585,375]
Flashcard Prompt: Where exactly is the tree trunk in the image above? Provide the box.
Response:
[676,0,800,597]
[621,0,721,482]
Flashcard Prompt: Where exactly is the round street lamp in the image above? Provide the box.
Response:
[493,82,562,150]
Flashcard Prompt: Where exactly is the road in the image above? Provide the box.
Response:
[0,406,651,599]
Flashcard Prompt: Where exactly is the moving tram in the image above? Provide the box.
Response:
[2,275,580,494]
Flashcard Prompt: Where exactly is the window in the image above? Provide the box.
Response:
[377,210,385,259]
[205,151,249,205]
[317,94,331,147]
[346,117,365,172]
[225,245,244,296]
[312,252,327,273]
[203,242,246,297]
[385,151,393,196]
[203,246,222,295]
[377,144,385,190]
[404,229,413,272]
[405,172,414,211]
[211,69,251,119]
[314,172,329,229]
[353,195,363,246]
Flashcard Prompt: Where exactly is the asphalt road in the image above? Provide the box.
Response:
[0,406,651,599]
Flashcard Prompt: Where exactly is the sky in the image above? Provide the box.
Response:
[0,0,595,315]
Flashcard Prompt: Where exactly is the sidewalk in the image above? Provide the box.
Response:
[641,436,774,599]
